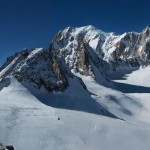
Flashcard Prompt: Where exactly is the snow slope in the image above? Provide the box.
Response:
[1,70,150,150]
[75,74,142,123]
[114,66,150,123]
[114,66,150,87]
[0,55,21,79]
[0,78,150,150]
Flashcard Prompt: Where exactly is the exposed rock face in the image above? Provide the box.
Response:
[52,57,62,79]
[6,145,14,150]
[0,144,14,150]
[0,48,69,92]
[0,144,4,150]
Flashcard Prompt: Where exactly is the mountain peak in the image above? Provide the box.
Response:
[142,26,150,33]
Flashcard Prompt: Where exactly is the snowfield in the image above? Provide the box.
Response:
[1,67,150,150]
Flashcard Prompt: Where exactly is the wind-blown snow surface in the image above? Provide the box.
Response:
[1,69,150,150]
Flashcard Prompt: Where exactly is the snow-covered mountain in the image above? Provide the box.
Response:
[2,25,150,87]
[1,25,150,150]
[51,25,150,77]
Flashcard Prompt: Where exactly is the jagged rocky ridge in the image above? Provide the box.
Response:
[1,25,150,91]
[51,25,150,73]
[0,48,71,92]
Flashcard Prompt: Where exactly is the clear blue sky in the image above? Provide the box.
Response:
[0,0,150,66]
